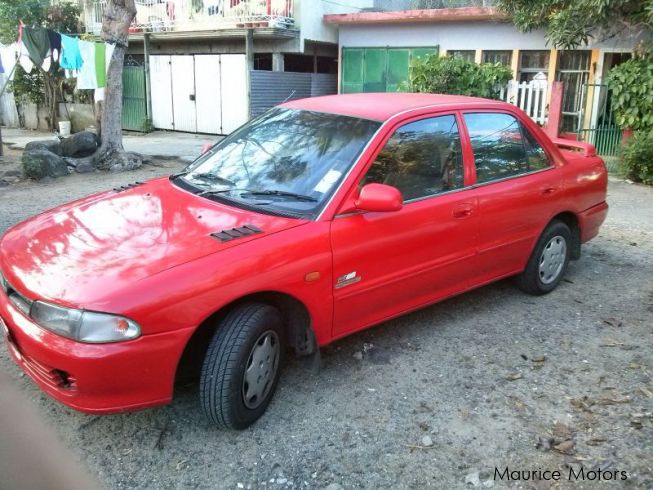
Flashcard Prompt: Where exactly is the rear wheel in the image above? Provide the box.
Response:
[515,220,571,295]
[200,303,284,429]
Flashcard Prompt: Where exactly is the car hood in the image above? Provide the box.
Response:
[0,177,307,307]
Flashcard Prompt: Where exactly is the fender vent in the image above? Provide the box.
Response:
[211,224,263,242]
[113,182,144,192]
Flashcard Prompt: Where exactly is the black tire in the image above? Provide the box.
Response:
[200,303,284,430]
[515,220,572,295]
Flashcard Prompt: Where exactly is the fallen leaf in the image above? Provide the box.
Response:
[639,387,653,399]
[505,373,522,381]
[587,437,607,446]
[600,339,625,347]
[570,398,593,413]
[602,318,623,328]
[553,440,575,454]
[598,395,631,405]
[552,422,573,441]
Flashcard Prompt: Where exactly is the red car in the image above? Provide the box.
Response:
[0,94,608,429]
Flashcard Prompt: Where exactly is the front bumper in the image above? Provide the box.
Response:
[0,289,193,414]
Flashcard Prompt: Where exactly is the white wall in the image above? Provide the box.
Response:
[338,21,643,51]
[298,0,373,49]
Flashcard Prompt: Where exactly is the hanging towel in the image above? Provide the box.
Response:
[22,27,50,67]
[47,30,61,63]
[17,42,35,74]
[77,40,97,89]
[60,34,82,70]
[95,42,106,88]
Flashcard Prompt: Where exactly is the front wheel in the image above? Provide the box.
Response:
[515,220,572,295]
[200,303,285,430]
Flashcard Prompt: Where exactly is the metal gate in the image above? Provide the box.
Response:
[149,54,248,135]
[579,83,621,157]
[122,57,148,131]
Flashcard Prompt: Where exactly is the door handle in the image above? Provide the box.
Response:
[541,186,558,195]
[452,203,474,219]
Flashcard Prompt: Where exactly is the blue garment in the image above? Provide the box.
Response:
[0,52,4,74]
[60,34,82,70]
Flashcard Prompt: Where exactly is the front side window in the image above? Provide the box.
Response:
[361,115,464,202]
[177,108,380,217]
[464,113,551,184]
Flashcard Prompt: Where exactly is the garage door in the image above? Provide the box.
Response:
[149,54,248,135]
[341,46,439,94]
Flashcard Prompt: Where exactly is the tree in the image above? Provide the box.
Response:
[0,0,81,130]
[495,0,653,49]
[72,0,143,171]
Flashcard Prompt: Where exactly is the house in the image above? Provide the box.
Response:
[82,0,368,135]
[323,2,643,153]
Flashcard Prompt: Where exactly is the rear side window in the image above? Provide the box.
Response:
[464,113,551,184]
[361,115,463,201]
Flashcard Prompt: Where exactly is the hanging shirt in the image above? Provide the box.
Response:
[94,42,106,88]
[77,40,97,89]
[47,30,61,63]
[60,34,83,70]
[0,43,18,79]
[21,27,50,67]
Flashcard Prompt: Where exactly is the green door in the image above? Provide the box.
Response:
[363,48,387,92]
[122,65,148,131]
[342,48,364,94]
[387,49,410,92]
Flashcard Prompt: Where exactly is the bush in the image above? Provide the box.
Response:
[607,57,653,131]
[403,54,513,99]
[619,130,653,185]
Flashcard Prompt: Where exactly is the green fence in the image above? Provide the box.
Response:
[122,64,148,132]
[579,83,621,157]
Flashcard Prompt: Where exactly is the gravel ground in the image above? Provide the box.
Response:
[0,159,651,489]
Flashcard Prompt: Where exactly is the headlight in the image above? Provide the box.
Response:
[30,301,141,343]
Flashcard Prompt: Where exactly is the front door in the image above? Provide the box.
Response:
[331,114,478,338]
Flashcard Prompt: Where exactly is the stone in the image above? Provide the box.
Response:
[24,139,62,155]
[22,149,69,179]
[60,131,98,158]
[421,435,434,447]
[104,151,143,172]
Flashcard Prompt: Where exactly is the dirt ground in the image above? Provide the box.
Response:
[0,151,651,489]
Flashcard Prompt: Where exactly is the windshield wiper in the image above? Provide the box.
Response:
[188,173,236,186]
[240,190,318,202]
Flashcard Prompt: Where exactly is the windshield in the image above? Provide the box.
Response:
[176,108,381,217]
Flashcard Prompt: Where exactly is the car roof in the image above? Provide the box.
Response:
[280,92,504,121]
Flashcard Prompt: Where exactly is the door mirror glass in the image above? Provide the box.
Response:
[356,183,403,212]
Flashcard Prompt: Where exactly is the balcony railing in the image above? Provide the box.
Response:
[84,0,294,35]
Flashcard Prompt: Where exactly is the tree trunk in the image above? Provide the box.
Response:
[69,0,143,171]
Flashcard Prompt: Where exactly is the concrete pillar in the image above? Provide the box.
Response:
[474,49,482,64]
[510,49,519,79]
[143,33,153,122]
[545,81,564,138]
[546,49,558,106]
[272,52,284,72]
[245,29,254,118]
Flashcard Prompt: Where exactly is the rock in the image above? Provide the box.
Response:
[24,139,62,155]
[352,351,363,361]
[465,471,481,487]
[421,435,434,447]
[60,131,98,158]
[22,149,69,179]
[0,179,9,187]
[73,160,96,174]
[104,151,143,172]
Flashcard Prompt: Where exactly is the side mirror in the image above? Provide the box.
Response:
[355,183,403,213]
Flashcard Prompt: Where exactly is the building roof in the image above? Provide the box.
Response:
[281,93,502,121]
[323,7,507,25]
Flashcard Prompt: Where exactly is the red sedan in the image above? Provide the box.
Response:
[0,94,608,429]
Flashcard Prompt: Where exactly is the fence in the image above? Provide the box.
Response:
[579,83,621,157]
[500,79,548,125]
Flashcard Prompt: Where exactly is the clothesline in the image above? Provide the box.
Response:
[0,23,116,95]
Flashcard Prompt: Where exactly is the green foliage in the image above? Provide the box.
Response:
[404,54,513,99]
[496,0,653,49]
[619,130,653,185]
[607,57,653,131]
[22,152,43,179]
[10,65,45,104]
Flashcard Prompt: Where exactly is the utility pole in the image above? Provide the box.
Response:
[245,28,254,119]
[143,33,153,124]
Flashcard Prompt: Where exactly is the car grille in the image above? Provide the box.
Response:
[0,270,32,316]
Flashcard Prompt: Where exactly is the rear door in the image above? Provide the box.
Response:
[330,113,479,338]
[462,111,561,283]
